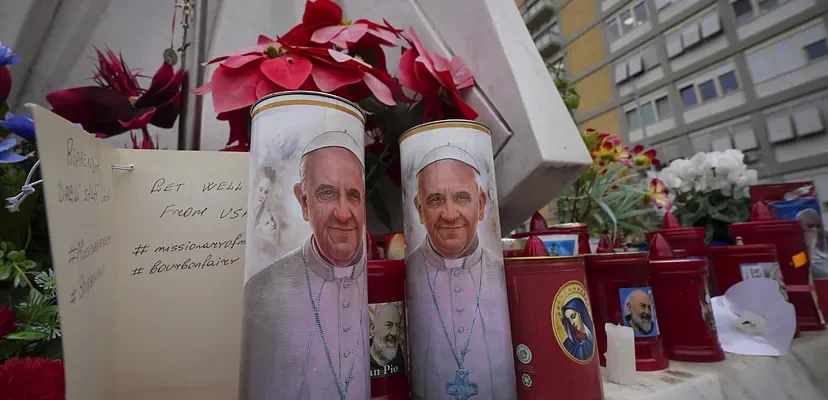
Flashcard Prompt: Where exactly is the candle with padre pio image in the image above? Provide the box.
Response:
[399,120,517,400]
[240,91,369,400]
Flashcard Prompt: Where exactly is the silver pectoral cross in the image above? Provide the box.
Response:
[446,368,479,400]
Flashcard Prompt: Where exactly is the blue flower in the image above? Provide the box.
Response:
[0,112,35,142]
[0,137,25,163]
[0,41,21,67]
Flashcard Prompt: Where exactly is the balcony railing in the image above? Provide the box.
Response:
[523,0,557,33]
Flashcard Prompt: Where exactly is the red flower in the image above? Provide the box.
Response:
[0,357,65,400]
[130,130,165,150]
[217,107,252,151]
[195,35,319,115]
[292,45,408,106]
[645,178,671,209]
[397,29,477,121]
[0,307,15,338]
[0,66,10,102]
[629,144,661,168]
[303,0,399,50]
[46,47,184,137]
[197,37,407,117]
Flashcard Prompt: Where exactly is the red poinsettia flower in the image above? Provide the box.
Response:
[0,306,16,337]
[303,0,399,50]
[46,47,184,137]
[291,44,409,106]
[196,35,318,114]
[0,357,65,400]
[397,28,476,121]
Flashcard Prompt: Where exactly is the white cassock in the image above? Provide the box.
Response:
[240,236,369,400]
[406,238,517,400]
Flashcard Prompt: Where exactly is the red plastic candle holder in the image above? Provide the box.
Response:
[505,256,603,400]
[707,243,781,296]
[645,214,706,258]
[648,235,725,362]
[729,204,825,331]
[584,251,669,371]
[512,223,591,255]
[367,260,409,400]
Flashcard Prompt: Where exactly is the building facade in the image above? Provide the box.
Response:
[517,0,828,204]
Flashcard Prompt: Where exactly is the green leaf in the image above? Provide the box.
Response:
[357,97,387,115]
[618,220,649,234]
[592,197,618,233]
[20,260,36,270]
[0,340,18,359]
[7,250,23,263]
[615,207,655,221]
[5,331,47,341]
[0,263,11,280]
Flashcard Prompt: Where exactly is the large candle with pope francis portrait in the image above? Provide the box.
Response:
[399,119,517,400]
[240,91,370,400]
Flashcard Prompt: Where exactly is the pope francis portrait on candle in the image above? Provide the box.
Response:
[240,130,369,400]
[405,144,517,400]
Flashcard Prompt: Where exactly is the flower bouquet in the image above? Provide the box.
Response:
[0,42,65,398]
[193,0,478,228]
[556,129,667,245]
[657,149,758,243]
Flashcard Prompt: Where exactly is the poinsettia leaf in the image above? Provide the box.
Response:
[5,331,47,341]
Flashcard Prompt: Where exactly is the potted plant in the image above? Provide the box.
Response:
[656,149,758,244]
[555,129,668,248]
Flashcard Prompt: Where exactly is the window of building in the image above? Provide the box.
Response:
[634,2,648,24]
[758,0,778,12]
[608,20,621,42]
[626,109,640,131]
[680,86,698,107]
[718,71,740,94]
[691,120,760,155]
[731,0,790,26]
[624,95,671,132]
[664,8,722,59]
[613,43,660,85]
[732,0,754,24]
[765,95,828,145]
[606,1,648,43]
[656,96,671,118]
[805,39,828,62]
[679,67,741,109]
[698,80,718,101]
[745,23,828,83]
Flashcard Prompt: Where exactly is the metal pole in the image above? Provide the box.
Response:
[177,0,209,150]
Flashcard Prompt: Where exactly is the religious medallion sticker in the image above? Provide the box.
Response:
[521,374,532,388]
[551,280,596,364]
[619,286,660,337]
[368,301,407,378]
[516,344,532,364]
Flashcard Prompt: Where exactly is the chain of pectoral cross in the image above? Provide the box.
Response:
[425,256,485,400]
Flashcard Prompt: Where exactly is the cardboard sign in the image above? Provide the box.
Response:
[31,105,247,400]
